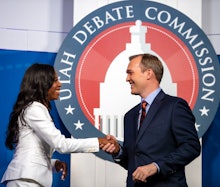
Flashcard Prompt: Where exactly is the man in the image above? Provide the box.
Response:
[102,53,201,187]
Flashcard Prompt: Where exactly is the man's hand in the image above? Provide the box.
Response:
[55,160,68,181]
[132,163,158,183]
[99,135,120,155]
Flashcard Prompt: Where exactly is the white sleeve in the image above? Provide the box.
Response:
[25,102,99,153]
[51,159,58,172]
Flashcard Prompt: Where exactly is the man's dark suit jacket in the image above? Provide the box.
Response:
[115,90,201,187]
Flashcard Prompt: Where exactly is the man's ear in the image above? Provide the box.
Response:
[145,69,153,80]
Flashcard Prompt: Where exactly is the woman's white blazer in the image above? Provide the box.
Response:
[1,101,99,187]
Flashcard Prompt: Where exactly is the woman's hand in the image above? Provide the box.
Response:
[55,160,68,181]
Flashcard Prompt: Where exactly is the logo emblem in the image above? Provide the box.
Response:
[54,1,220,160]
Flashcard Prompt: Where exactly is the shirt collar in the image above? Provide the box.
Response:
[142,87,161,105]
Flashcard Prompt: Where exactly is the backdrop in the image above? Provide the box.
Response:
[0,49,219,187]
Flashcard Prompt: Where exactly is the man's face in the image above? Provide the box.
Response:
[126,56,148,97]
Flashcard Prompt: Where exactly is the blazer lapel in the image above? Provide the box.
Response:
[132,105,141,138]
[136,90,165,143]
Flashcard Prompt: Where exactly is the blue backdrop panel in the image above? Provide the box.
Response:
[202,55,220,187]
[0,49,70,187]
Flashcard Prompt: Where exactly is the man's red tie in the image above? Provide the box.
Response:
[140,101,147,126]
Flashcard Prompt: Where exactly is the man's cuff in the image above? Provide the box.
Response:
[113,146,122,162]
[153,162,160,173]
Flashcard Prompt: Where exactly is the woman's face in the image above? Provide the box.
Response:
[47,72,62,101]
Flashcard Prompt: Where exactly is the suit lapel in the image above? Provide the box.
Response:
[132,105,140,138]
[136,90,165,143]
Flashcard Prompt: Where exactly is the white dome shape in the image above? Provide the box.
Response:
[94,20,177,141]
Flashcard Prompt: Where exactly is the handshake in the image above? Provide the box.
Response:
[98,135,120,155]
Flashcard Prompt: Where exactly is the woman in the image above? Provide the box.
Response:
[1,63,115,187]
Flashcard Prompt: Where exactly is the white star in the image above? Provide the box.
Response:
[199,106,210,116]
[195,123,200,132]
[65,105,75,115]
[74,120,84,130]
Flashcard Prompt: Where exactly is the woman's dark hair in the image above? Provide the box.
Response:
[5,63,55,150]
